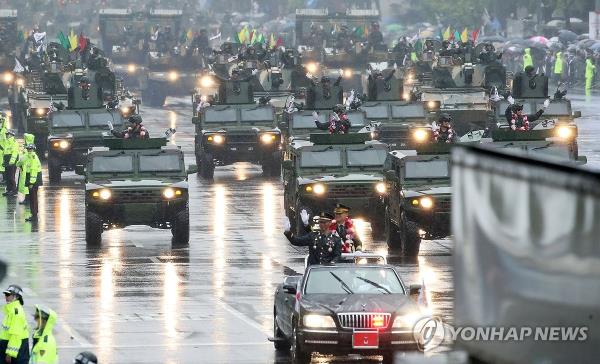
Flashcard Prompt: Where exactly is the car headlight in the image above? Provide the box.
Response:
[92,189,112,200]
[50,139,71,150]
[128,64,137,73]
[168,71,179,81]
[312,183,326,195]
[556,125,573,139]
[392,313,420,328]
[305,62,318,74]
[35,108,47,116]
[260,133,277,144]
[207,134,225,144]
[342,68,353,78]
[200,75,214,88]
[375,182,386,194]
[303,314,336,329]
[411,197,433,209]
[3,72,13,83]
[413,129,429,143]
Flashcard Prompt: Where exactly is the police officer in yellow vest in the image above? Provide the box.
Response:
[585,56,596,95]
[0,285,30,364]
[24,144,42,222]
[0,115,7,182]
[2,130,18,196]
[30,305,57,364]
[16,134,34,203]
[522,48,533,71]
[553,51,564,82]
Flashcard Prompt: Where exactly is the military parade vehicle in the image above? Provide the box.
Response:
[76,137,197,246]
[192,79,281,179]
[46,70,126,183]
[383,144,452,258]
[283,133,387,236]
[359,68,431,149]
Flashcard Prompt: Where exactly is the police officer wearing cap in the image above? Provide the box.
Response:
[73,352,97,364]
[284,212,343,265]
[0,285,30,364]
[24,144,42,222]
[108,115,149,139]
[2,130,18,196]
[332,204,362,252]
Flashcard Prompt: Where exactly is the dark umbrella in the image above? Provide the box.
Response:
[558,29,578,43]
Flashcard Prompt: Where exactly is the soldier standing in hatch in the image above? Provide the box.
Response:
[313,104,351,134]
[108,115,150,139]
[284,212,343,265]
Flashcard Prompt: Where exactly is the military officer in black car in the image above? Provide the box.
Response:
[283,212,343,265]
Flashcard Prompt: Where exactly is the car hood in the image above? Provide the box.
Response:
[301,293,416,314]
[298,173,383,185]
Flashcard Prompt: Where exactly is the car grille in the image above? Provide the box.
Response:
[328,184,374,197]
[337,313,391,329]
[113,189,162,203]
[435,198,451,212]
[226,133,257,144]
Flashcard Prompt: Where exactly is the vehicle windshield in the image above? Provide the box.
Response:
[304,267,404,295]
[89,111,123,127]
[346,112,366,126]
[241,107,273,122]
[361,104,389,119]
[539,102,570,116]
[405,160,449,179]
[293,113,325,129]
[300,150,342,167]
[347,149,387,167]
[51,113,84,128]
[391,104,425,118]
[139,154,182,172]
[91,155,134,173]
[204,107,237,123]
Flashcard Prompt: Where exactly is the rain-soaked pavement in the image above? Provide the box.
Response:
[0,92,598,363]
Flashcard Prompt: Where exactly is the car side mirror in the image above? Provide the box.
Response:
[384,170,398,182]
[283,284,297,294]
[282,160,293,170]
[187,164,198,174]
[409,284,422,296]
[572,110,581,118]
[74,165,85,176]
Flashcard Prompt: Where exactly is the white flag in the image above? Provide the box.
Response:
[33,32,46,43]
[209,32,221,41]
[13,58,24,73]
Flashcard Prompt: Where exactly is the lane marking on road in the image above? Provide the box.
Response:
[217,299,271,336]
[56,341,271,349]
[22,287,92,347]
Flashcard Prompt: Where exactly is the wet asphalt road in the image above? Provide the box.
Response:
[0,93,598,363]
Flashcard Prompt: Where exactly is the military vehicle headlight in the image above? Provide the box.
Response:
[375,182,387,194]
[419,197,433,209]
[3,72,13,83]
[127,64,137,73]
[51,139,71,150]
[200,76,214,88]
[260,133,277,144]
[99,188,112,200]
[413,129,429,143]
[556,126,573,139]
[208,134,225,144]
[305,62,318,74]
[35,108,47,116]
[312,183,326,195]
[120,106,134,116]
[16,78,24,87]
[303,314,336,328]
[342,68,353,78]
[168,71,179,82]
[425,101,441,111]
[163,188,181,199]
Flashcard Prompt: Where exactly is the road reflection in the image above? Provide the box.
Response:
[163,262,179,351]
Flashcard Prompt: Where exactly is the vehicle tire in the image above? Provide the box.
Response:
[401,220,421,258]
[171,208,190,245]
[85,211,103,246]
[385,208,402,250]
[273,310,291,351]
[47,156,61,184]
[199,152,215,179]
[291,323,311,364]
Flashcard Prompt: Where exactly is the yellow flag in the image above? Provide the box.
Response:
[238,27,246,44]
[243,27,250,44]
[269,33,276,48]
[187,29,193,41]
[442,26,451,41]
[68,30,78,51]
[460,28,468,43]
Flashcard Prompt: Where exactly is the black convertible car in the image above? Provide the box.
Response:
[271,262,424,363]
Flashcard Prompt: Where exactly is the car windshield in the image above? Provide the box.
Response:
[391,104,425,118]
[204,107,237,123]
[347,149,387,166]
[361,104,389,119]
[300,150,342,167]
[405,160,449,179]
[91,155,134,173]
[89,111,123,127]
[293,113,325,129]
[304,267,404,295]
[52,113,84,127]
[139,154,182,172]
[241,107,272,122]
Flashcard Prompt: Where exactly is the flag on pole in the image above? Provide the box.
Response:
[276,36,284,47]
[442,26,451,41]
[13,58,24,73]
[243,27,250,44]
[78,33,88,53]
[68,30,77,51]
[471,28,480,42]
[238,27,247,44]
[232,30,240,43]
[269,33,276,48]
[57,31,70,50]
[186,29,193,41]
[453,31,460,41]
[460,28,468,43]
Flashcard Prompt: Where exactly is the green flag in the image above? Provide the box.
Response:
[57,31,70,50]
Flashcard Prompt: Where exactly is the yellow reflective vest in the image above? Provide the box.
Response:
[0,300,30,358]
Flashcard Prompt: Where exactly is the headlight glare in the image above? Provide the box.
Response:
[413,129,429,142]
[375,182,386,194]
[313,183,326,195]
[303,314,336,328]
[168,71,179,81]
[556,126,573,139]
[392,313,420,328]
[420,197,433,209]
[200,76,214,88]
[99,189,112,200]
[35,108,46,116]
[305,62,318,74]
[163,188,175,199]
[260,133,276,144]
[3,72,13,83]
[127,64,137,73]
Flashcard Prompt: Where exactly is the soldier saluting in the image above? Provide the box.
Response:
[284,212,343,265]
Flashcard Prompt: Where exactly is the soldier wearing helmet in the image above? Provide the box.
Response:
[504,96,549,131]
[0,284,30,363]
